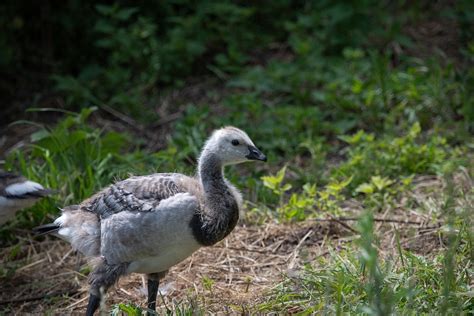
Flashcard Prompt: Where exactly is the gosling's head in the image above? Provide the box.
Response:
[201,126,267,166]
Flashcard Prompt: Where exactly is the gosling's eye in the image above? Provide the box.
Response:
[231,139,240,146]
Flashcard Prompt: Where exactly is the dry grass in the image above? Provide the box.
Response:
[0,221,345,314]
[0,174,460,314]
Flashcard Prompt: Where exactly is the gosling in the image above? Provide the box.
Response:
[0,171,52,225]
[35,126,266,315]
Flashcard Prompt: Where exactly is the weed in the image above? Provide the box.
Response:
[260,174,473,314]
[261,166,292,201]
[262,166,351,221]
[357,211,394,315]
[111,303,142,316]
[334,123,459,194]
[201,276,215,293]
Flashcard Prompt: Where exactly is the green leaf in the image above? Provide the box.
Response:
[78,107,97,123]
[303,183,317,196]
[370,176,393,191]
[68,130,90,144]
[338,130,374,145]
[351,79,363,94]
[355,183,375,194]
[261,166,290,195]
[30,129,50,142]
[326,176,352,196]
[408,122,421,138]
[116,7,139,21]
[117,303,142,315]
[275,166,287,183]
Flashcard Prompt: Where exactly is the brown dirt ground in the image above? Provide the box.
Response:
[2,163,469,316]
[0,221,345,315]
[1,171,458,316]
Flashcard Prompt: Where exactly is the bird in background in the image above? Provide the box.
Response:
[35,126,267,316]
[0,171,52,225]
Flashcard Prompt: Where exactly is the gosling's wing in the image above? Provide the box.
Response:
[0,172,51,199]
[0,172,52,224]
[118,173,187,202]
[84,173,189,218]
[100,192,202,265]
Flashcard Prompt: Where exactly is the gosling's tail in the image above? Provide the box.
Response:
[33,223,60,235]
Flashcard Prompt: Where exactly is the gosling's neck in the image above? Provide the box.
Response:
[198,150,225,193]
[192,149,239,246]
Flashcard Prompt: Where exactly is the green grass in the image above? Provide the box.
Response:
[258,175,473,315]
[111,299,203,316]
[334,122,459,193]
[1,1,473,314]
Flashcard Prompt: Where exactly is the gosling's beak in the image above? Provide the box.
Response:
[246,145,267,162]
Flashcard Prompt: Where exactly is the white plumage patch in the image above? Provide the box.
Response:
[55,213,70,238]
[54,212,69,226]
[54,209,101,256]
[5,180,44,196]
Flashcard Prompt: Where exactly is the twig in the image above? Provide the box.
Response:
[154,111,183,127]
[16,258,46,272]
[345,217,428,225]
[99,104,146,134]
[99,104,162,144]
[215,246,274,254]
[64,294,88,310]
[58,248,74,266]
[287,230,313,269]
[327,215,358,234]
[119,288,132,296]
[301,250,331,265]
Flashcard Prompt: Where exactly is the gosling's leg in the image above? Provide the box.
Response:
[85,293,101,316]
[146,271,167,315]
[86,259,128,315]
[147,277,159,314]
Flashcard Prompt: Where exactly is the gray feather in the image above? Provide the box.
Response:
[101,192,200,266]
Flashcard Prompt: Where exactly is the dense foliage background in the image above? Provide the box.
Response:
[0,1,473,314]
